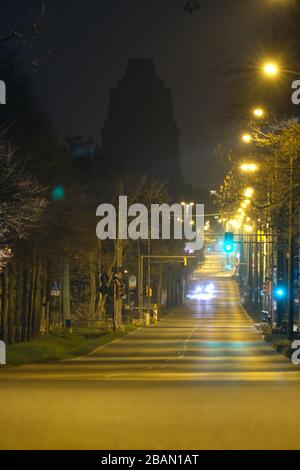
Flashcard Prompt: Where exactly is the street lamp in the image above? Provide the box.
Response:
[262,62,279,77]
[180,201,194,206]
[241,200,251,209]
[240,162,258,173]
[228,219,241,230]
[253,108,265,118]
[244,187,254,198]
[241,133,252,143]
[262,61,300,78]
[243,224,253,233]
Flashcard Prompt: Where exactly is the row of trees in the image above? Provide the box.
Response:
[217,119,300,333]
[215,1,300,335]
[0,122,194,343]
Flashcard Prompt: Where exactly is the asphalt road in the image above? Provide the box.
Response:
[1,253,300,450]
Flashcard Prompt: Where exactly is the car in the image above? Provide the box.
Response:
[186,281,215,299]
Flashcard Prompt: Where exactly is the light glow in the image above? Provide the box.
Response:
[244,225,253,233]
[263,62,279,77]
[253,108,265,118]
[244,187,255,198]
[242,133,252,143]
[240,163,258,173]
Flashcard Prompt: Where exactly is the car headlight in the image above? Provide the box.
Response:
[205,283,214,293]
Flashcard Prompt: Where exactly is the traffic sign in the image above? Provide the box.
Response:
[128,275,137,290]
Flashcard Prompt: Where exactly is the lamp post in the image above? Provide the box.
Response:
[262,62,300,78]
[287,152,295,339]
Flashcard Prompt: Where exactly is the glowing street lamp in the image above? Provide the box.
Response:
[253,108,265,118]
[263,62,279,77]
[244,187,255,199]
[242,133,252,143]
[240,162,258,173]
[241,199,251,209]
[262,61,300,79]
[243,224,253,233]
[228,219,241,229]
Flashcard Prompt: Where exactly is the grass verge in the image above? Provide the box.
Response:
[6,325,136,367]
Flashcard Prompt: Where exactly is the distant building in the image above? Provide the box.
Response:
[102,59,181,180]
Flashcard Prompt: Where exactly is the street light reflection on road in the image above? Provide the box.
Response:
[187,292,215,301]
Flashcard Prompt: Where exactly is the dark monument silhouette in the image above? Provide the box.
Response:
[102,59,181,180]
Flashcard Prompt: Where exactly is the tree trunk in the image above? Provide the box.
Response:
[62,257,71,328]
[8,266,16,344]
[32,257,42,337]
[1,271,9,343]
[15,258,23,343]
[22,265,29,342]
[89,257,97,320]
[28,255,37,341]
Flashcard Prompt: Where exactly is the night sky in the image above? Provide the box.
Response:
[3,0,272,188]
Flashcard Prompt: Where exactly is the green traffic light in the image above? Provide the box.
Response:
[224,232,234,253]
[225,244,233,252]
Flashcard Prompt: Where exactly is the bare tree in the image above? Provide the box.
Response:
[0,129,46,267]
[0,1,48,66]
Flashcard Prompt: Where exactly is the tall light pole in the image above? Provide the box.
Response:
[287,152,295,339]
[262,61,300,78]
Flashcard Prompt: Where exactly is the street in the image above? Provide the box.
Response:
[1,254,300,450]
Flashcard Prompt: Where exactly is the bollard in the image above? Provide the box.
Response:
[153,304,158,322]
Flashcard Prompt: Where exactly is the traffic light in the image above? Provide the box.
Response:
[183,256,188,267]
[224,232,234,253]
[274,284,286,299]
